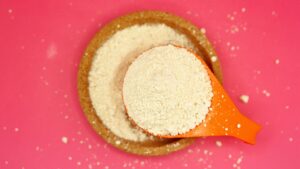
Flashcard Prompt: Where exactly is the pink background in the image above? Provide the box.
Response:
[1,0,299,169]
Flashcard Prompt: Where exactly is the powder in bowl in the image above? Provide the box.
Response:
[123,45,213,136]
[88,24,195,141]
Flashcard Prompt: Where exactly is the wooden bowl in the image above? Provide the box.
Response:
[77,10,223,156]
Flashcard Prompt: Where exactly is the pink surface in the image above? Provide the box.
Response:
[0,0,299,168]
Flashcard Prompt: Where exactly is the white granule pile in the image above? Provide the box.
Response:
[123,45,213,136]
[88,24,195,141]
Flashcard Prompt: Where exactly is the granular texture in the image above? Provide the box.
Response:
[123,45,213,136]
[88,24,195,141]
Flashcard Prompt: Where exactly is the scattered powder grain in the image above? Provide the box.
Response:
[186,11,192,15]
[236,156,243,164]
[239,95,249,103]
[89,24,195,141]
[115,140,121,145]
[211,56,218,62]
[215,140,223,147]
[61,136,68,144]
[262,90,271,97]
[200,28,206,34]
[230,46,236,51]
[272,11,277,16]
[123,45,213,136]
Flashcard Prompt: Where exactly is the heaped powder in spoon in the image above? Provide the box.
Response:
[88,24,195,141]
[123,45,213,136]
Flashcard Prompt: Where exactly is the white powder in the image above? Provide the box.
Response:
[262,90,271,97]
[123,45,213,136]
[47,43,57,59]
[215,140,223,147]
[239,95,249,103]
[200,28,206,34]
[211,56,218,62]
[115,140,121,145]
[61,136,68,144]
[236,156,243,164]
[89,24,195,141]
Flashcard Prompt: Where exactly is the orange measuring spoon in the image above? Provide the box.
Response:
[160,46,261,144]
[124,45,261,144]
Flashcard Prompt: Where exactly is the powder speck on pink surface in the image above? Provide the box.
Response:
[0,0,300,169]
[47,43,57,59]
